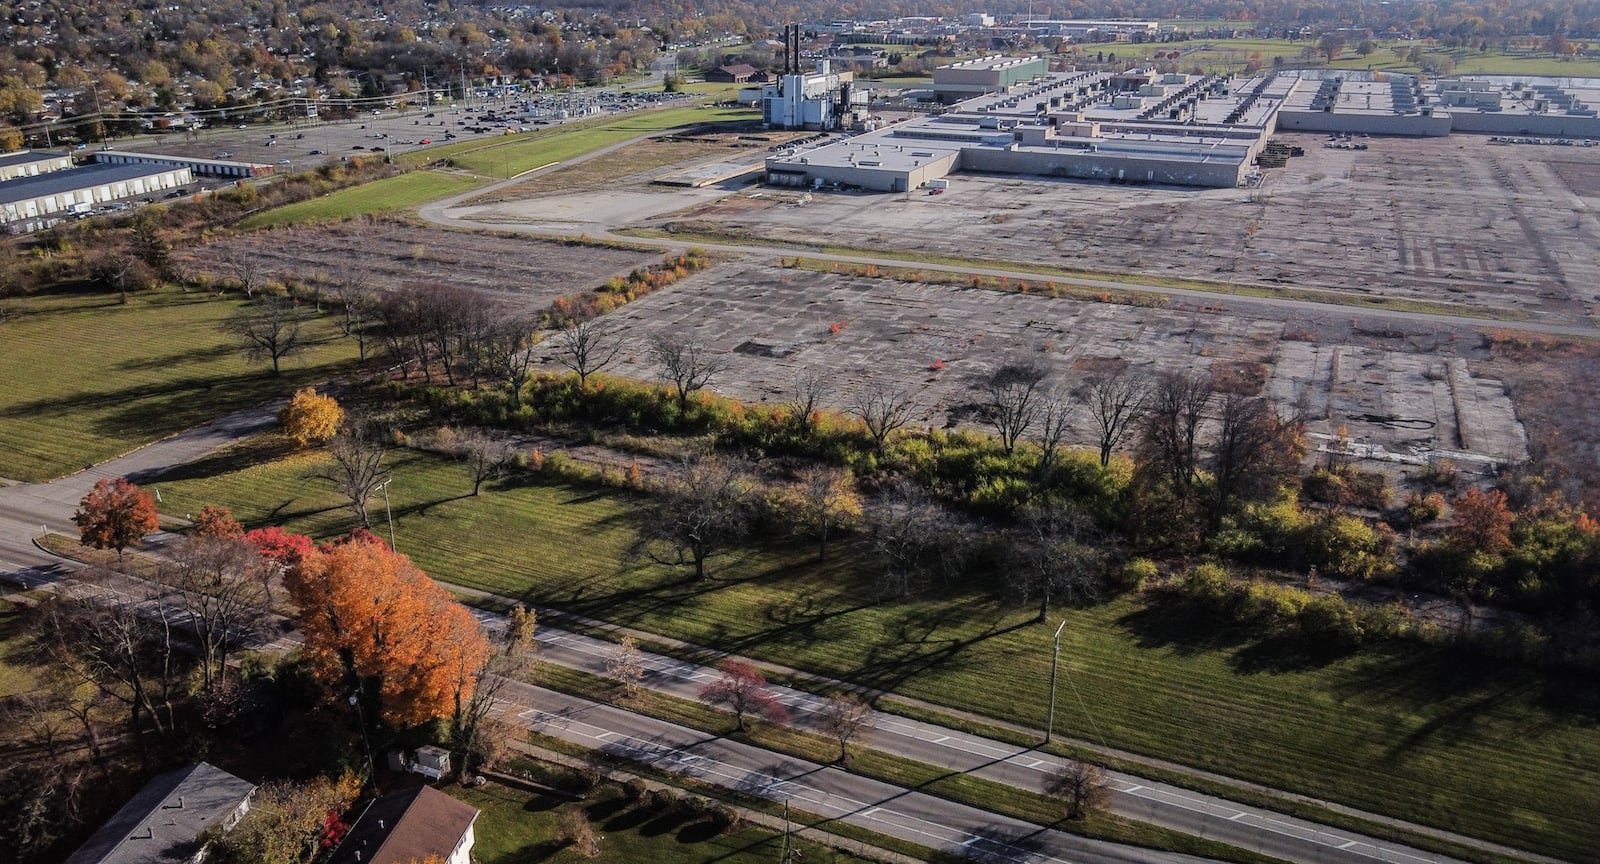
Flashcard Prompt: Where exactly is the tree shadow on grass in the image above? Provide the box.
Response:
[521,792,569,813]
[674,817,722,844]
[601,801,659,833]
[140,435,298,484]
[498,839,565,862]
[1114,594,1261,657]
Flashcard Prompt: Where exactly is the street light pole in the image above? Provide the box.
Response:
[1045,619,1065,743]
[378,477,396,549]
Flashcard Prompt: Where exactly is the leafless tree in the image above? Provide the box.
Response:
[851,381,919,453]
[605,636,646,702]
[225,295,306,375]
[1085,373,1150,468]
[317,422,388,528]
[983,361,1050,454]
[331,273,378,361]
[629,456,754,580]
[164,535,270,691]
[1037,388,1074,476]
[1209,394,1305,526]
[91,251,137,304]
[865,483,966,600]
[454,429,515,496]
[219,249,265,297]
[787,368,830,432]
[34,573,181,739]
[817,693,874,763]
[652,335,727,410]
[1013,499,1107,623]
[1044,759,1113,820]
[1138,371,1213,497]
[556,317,623,389]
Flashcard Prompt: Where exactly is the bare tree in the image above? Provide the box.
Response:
[983,361,1050,454]
[652,335,727,410]
[1044,760,1112,820]
[866,483,966,599]
[454,429,515,496]
[1013,499,1107,623]
[91,251,137,304]
[787,368,830,432]
[605,635,646,702]
[34,574,181,739]
[1085,373,1149,467]
[317,423,388,528]
[331,273,378,361]
[1138,371,1213,497]
[630,456,753,580]
[226,295,306,375]
[556,317,623,389]
[851,381,919,453]
[1037,388,1074,476]
[817,693,874,763]
[164,535,270,691]
[220,248,265,297]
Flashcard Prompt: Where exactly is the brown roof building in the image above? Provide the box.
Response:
[332,786,480,864]
[707,63,759,83]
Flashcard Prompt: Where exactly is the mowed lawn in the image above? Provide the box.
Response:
[239,169,483,229]
[0,600,43,698]
[405,106,759,177]
[154,448,1600,861]
[0,287,357,482]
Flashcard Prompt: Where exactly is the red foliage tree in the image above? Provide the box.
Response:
[697,659,788,732]
[285,533,490,729]
[72,477,159,559]
[193,504,243,538]
[243,526,314,569]
[1448,488,1515,558]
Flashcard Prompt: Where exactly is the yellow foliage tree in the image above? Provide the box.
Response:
[280,387,344,448]
[286,534,490,729]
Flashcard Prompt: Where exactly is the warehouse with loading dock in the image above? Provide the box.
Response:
[0,149,74,182]
[0,162,193,231]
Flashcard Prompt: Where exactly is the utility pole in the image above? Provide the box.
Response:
[379,477,396,549]
[1045,619,1065,743]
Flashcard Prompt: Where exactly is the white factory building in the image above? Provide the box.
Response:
[0,162,193,231]
[767,66,1293,191]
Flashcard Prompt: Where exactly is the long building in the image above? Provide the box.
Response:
[0,162,193,231]
[1275,72,1600,138]
[93,150,273,179]
[0,149,74,182]
[767,67,1292,191]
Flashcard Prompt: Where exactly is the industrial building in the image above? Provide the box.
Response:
[1275,73,1600,138]
[759,24,866,129]
[766,67,1293,191]
[93,150,273,179]
[0,162,193,231]
[932,55,1050,102]
[0,149,73,182]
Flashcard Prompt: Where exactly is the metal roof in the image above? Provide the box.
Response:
[0,163,190,206]
[0,149,70,169]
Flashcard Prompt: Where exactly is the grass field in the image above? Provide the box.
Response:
[414,106,759,178]
[0,287,358,483]
[238,170,483,229]
[1150,37,1600,77]
[456,777,873,864]
[153,446,1600,861]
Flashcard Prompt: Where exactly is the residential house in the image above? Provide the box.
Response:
[332,786,481,864]
[64,762,256,864]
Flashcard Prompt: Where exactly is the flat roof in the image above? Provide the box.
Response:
[0,163,191,206]
[95,150,269,170]
[64,763,255,864]
[938,54,1045,72]
[0,149,70,169]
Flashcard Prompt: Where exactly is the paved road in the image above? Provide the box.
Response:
[0,408,1552,864]
[496,682,1213,864]
[471,613,1470,864]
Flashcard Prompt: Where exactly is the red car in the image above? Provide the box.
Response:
[419,138,432,144]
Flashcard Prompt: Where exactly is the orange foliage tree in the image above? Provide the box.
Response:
[193,503,244,538]
[73,477,159,559]
[286,533,490,729]
[280,387,345,448]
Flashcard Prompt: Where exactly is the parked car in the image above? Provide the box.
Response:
[309,149,325,154]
